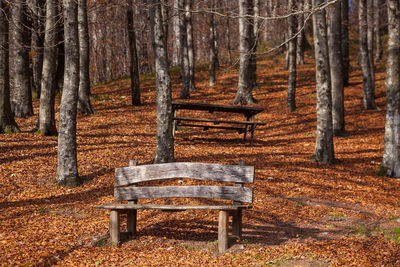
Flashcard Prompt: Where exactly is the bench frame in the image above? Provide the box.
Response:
[97,160,254,253]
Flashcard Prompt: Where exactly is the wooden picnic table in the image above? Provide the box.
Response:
[172,101,266,146]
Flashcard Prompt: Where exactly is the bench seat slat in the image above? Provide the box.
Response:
[115,162,254,186]
[97,204,251,210]
[174,117,266,125]
[114,185,253,203]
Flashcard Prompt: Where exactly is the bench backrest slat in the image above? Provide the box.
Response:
[115,162,254,186]
[114,185,253,203]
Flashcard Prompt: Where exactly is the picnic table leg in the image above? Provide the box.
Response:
[218,210,229,253]
[110,210,120,245]
[232,209,242,239]
[127,210,137,235]
[250,124,255,146]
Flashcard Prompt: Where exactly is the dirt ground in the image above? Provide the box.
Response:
[1,52,400,266]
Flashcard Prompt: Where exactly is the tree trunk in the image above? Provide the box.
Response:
[287,0,297,111]
[225,1,233,65]
[209,0,217,86]
[296,0,305,65]
[341,0,350,86]
[172,0,181,66]
[367,0,375,86]
[311,0,335,164]
[185,0,195,91]
[254,0,259,46]
[150,0,174,164]
[374,0,383,62]
[179,0,190,99]
[234,0,256,105]
[328,0,346,136]
[161,0,169,55]
[382,0,400,177]
[359,0,377,109]
[0,2,19,133]
[38,0,58,136]
[56,15,65,93]
[127,0,141,105]
[77,0,94,115]
[31,0,45,99]
[11,0,34,117]
[56,0,81,187]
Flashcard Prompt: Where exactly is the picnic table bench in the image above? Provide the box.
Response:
[97,160,254,253]
[172,101,266,146]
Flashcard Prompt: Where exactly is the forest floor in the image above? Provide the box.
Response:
[1,50,400,266]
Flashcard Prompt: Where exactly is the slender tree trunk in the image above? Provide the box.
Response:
[185,0,195,91]
[359,0,377,109]
[225,1,233,65]
[367,0,375,86]
[287,0,297,111]
[0,2,19,133]
[382,0,400,177]
[77,0,94,115]
[209,0,217,86]
[374,0,383,62]
[253,0,259,46]
[150,0,174,163]
[312,0,335,164]
[56,15,65,93]
[11,0,34,117]
[172,0,181,66]
[31,0,45,98]
[179,0,190,99]
[234,0,256,105]
[161,0,169,52]
[341,0,350,86]
[328,0,346,136]
[38,0,58,136]
[127,0,141,105]
[56,0,81,186]
[296,0,305,65]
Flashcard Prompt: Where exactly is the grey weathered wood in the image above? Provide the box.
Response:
[110,210,120,245]
[218,210,229,253]
[114,186,253,203]
[97,204,251,210]
[115,162,254,186]
[174,117,266,125]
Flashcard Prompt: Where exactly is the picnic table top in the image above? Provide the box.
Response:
[172,101,264,117]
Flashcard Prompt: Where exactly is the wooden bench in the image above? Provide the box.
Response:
[172,101,266,146]
[97,160,254,253]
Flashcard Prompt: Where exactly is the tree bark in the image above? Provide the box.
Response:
[328,0,346,136]
[185,0,195,91]
[341,0,350,86]
[0,2,19,133]
[296,0,305,65]
[287,0,297,111]
[31,0,45,99]
[374,0,383,62]
[367,0,375,86]
[38,0,58,136]
[56,0,81,186]
[127,0,141,105]
[209,0,217,86]
[311,0,335,164]
[359,0,377,109]
[172,0,181,66]
[11,0,34,117]
[234,0,256,105]
[382,0,400,177]
[150,0,174,163]
[77,0,94,115]
[179,0,190,99]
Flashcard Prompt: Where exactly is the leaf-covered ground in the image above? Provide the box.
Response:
[1,51,400,266]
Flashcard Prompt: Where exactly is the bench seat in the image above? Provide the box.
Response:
[97,204,252,210]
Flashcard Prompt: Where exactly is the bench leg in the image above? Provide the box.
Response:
[218,210,229,253]
[127,210,137,235]
[110,210,120,245]
[232,209,242,239]
[250,125,255,146]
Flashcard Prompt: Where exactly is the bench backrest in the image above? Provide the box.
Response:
[114,162,254,203]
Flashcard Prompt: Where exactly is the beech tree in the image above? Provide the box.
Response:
[374,0,383,62]
[0,1,19,133]
[179,0,190,99]
[38,0,58,136]
[56,0,81,186]
[312,0,334,164]
[341,0,350,86]
[185,0,195,91]
[234,0,256,105]
[150,0,174,163]
[127,0,140,105]
[11,0,34,118]
[209,0,217,86]
[382,0,400,177]
[287,0,297,111]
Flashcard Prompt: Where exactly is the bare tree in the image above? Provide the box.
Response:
[287,0,297,111]
[56,0,81,186]
[0,1,19,133]
[311,0,334,164]
[374,0,383,62]
[341,0,349,86]
[179,0,190,99]
[209,0,217,86]
[382,0,400,177]
[172,0,181,66]
[185,0,195,91]
[127,0,140,105]
[150,0,174,163]
[296,0,305,65]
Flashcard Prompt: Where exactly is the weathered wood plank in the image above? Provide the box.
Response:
[115,162,254,186]
[114,186,253,203]
[218,210,229,253]
[174,117,266,125]
[97,204,251,210]
[172,101,264,116]
[110,210,120,245]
